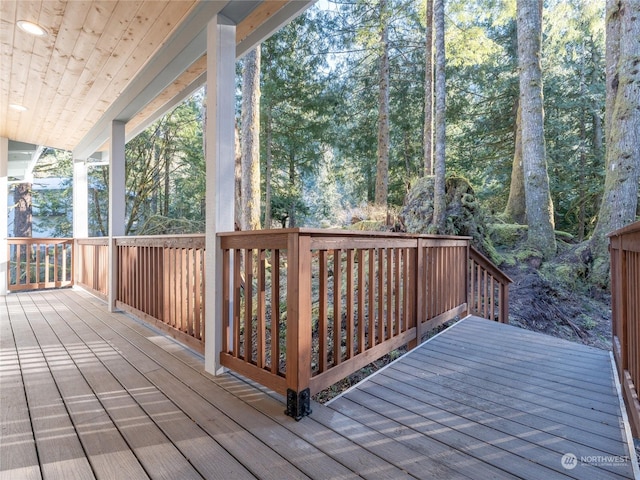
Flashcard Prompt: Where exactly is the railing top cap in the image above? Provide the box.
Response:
[8,237,73,242]
[608,220,640,238]
[217,227,471,241]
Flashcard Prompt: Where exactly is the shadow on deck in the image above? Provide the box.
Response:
[1,290,637,479]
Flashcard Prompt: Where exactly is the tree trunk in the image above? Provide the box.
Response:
[403,131,411,182]
[590,0,640,275]
[264,105,273,229]
[504,99,526,224]
[13,183,32,237]
[241,46,262,230]
[92,187,107,237]
[517,0,556,259]
[288,152,297,228]
[591,41,604,163]
[432,0,446,233]
[374,0,390,207]
[577,55,587,242]
[234,120,242,230]
[423,0,434,177]
[163,131,171,217]
[604,0,621,144]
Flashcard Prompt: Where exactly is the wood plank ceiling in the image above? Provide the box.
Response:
[0,0,312,156]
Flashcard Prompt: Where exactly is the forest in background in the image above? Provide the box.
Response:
[18,0,639,297]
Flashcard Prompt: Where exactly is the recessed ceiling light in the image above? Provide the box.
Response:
[9,104,28,112]
[17,20,48,37]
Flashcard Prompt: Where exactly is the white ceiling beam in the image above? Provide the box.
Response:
[125,71,206,142]
[74,1,229,159]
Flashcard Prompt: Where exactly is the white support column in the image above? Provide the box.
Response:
[108,121,126,311]
[205,16,236,375]
[73,158,89,238]
[0,137,8,296]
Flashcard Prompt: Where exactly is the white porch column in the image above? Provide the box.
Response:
[0,137,8,296]
[205,16,235,375]
[73,158,89,238]
[108,121,126,311]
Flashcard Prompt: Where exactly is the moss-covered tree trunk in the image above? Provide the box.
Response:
[432,0,446,233]
[590,0,640,278]
[241,46,262,231]
[374,0,390,207]
[517,0,556,258]
[504,99,526,224]
[423,0,434,177]
[264,105,273,229]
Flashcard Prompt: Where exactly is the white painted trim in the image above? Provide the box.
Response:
[0,137,8,296]
[126,72,206,142]
[204,16,236,376]
[325,316,471,406]
[609,352,640,478]
[22,145,45,184]
[108,121,126,312]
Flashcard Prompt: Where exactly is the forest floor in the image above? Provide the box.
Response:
[502,261,612,350]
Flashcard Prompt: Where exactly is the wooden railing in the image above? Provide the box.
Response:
[469,246,511,323]
[610,221,640,437]
[9,230,510,420]
[7,238,73,291]
[114,235,206,353]
[75,238,109,299]
[219,228,511,419]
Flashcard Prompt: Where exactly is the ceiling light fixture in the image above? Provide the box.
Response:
[9,104,28,112]
[17,20,48,37]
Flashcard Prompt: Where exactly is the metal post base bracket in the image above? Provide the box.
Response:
[285,388,312,420]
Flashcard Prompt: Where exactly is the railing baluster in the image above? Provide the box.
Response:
[271,250,281,374]
[377,249,384,343]
[368,248,375,348]
[346,249,354,360]
[319,250,328,373]
[333,249,342,365]
[357,249,365,354]
[233,249,242,358]
[257,249,266,369]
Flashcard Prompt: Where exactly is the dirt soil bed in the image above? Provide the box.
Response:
[503,263,612,350]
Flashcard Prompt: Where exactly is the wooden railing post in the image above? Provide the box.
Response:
[285,231,312,420]
[462,242,470,318]
[108,237,119,312]
[612,235,628,374]
[499,282,509,324]
[408,239,422,349]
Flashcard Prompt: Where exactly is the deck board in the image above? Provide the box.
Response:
[1,290,637,479]
[328,317,637,480]
[0,300,42,480]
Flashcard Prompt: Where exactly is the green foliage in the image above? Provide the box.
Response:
[489,223,527,247]
[259,12,337,226]
[33,0,606,247]
[31,148,73,237]
[124,95,205,235]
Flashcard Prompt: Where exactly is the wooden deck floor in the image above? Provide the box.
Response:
[1,290,637,480]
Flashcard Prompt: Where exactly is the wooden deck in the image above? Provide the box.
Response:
[1,290,637,479]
